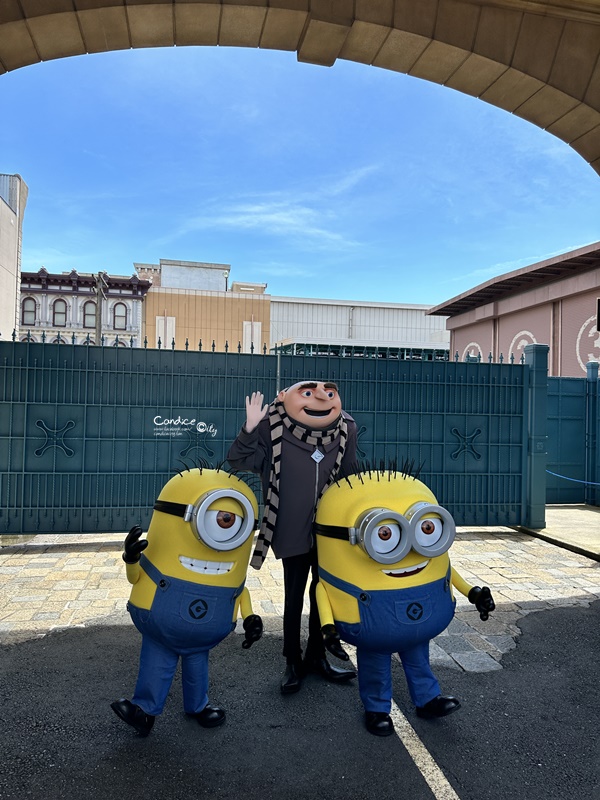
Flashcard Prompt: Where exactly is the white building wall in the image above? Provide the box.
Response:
[270,297,449,349]
[0,174,27,339]
[160,260,230,291]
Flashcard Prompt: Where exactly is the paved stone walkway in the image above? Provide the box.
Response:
[1,525,599,673]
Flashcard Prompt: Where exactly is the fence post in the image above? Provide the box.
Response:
[524,343,549,528]
[585,361,599,506]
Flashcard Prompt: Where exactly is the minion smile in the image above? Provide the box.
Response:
[382,559,429,578]
[179,556,233,575]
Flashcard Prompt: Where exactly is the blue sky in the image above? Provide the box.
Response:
[1,45,599,306]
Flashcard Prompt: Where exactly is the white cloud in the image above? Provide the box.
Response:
[157,193,361,250]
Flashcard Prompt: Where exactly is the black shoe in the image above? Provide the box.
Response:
[304,655,356,683]
[190,704,226,728]
[365,711,394,737]
[280,662,303,694]
[416,695,461,719]
[111,698,155,736]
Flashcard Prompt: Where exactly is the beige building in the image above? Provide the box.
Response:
[138,259,270,352]
[429,242,600,376]
[136,259,449,356]
[0,174,27,340]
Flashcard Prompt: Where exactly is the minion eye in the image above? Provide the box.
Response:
[415,518,443,548]
[216,511,237,529]
[205,510,243,542]
[372,523,401,554]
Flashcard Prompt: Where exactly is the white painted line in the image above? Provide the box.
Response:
[347,650,461,800]
[389,702,461,800]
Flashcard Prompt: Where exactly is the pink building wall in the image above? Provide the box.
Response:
[448,268,600,376]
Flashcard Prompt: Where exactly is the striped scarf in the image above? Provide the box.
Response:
[250,398,348,569]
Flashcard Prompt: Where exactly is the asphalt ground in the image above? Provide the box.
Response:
[0,600,598,800]
[1,507,599,800]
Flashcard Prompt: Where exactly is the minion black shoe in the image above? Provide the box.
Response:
[304,655,356,683]
[191,704,226,728]
[416,695,461,719]
[111,698,155,736]
[365,712,394,737]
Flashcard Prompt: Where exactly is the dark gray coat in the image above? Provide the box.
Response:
[226,412,357,559]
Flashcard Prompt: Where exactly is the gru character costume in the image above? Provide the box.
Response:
[226,381,358,694]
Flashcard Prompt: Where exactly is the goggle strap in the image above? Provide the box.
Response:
[153,500,188,518]
[313,523,350,541]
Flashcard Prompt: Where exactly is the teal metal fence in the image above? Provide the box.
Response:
[0,339,549,535]
[547,362,600,506]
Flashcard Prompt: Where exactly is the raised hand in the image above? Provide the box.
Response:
[123,525,148,564]
[244,391,268,433]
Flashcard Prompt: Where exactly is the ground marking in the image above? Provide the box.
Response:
[347,651,461,800]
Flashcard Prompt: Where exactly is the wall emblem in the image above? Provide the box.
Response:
[462,342,482,361]
[576,315,600,373]
[509,330,536,362]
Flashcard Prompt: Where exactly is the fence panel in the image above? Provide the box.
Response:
[0,340,537,534]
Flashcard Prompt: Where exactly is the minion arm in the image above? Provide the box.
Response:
[450,567,472,598]
[237,587,263,649]
[122,526,147,585]
[452,567,496,621]
[316,581,350,661]
[316,581,334,627]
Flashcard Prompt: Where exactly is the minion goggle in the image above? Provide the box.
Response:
[153,489,257,551]
[314,502,455,564]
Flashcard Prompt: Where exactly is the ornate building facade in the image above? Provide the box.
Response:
[19,268,150,346]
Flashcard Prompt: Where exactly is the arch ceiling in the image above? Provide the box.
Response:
[1,1,600,175]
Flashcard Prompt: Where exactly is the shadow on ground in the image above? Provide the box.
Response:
[1,601,598,800]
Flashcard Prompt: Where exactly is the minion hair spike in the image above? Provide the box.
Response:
[344,476,353,488]
[414,460,425,481]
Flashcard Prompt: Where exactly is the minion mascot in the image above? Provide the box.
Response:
[314,467,495,737]
[111,467,263,736]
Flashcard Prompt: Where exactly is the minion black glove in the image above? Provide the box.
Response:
[322,624,349,661]
[242,614,263,649]
[468,586,496,621]
[123,525,148,564]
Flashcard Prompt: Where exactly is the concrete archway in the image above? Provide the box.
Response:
[1,1,599,175]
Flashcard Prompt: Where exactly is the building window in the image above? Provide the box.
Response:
[21,297,36,326]
[113,302,127,330]
[83,301,97,329]
[53,299,67,327]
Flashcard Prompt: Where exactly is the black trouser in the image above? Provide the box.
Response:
[281,548,325,664]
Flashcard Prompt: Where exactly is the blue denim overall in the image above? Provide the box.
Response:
[318,566,455,713]
[128,554,243,716]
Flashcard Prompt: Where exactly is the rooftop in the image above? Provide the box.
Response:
[428,241,600,318]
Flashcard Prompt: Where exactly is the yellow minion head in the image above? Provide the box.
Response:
[315,468,456,591]
[143,467,258,588]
